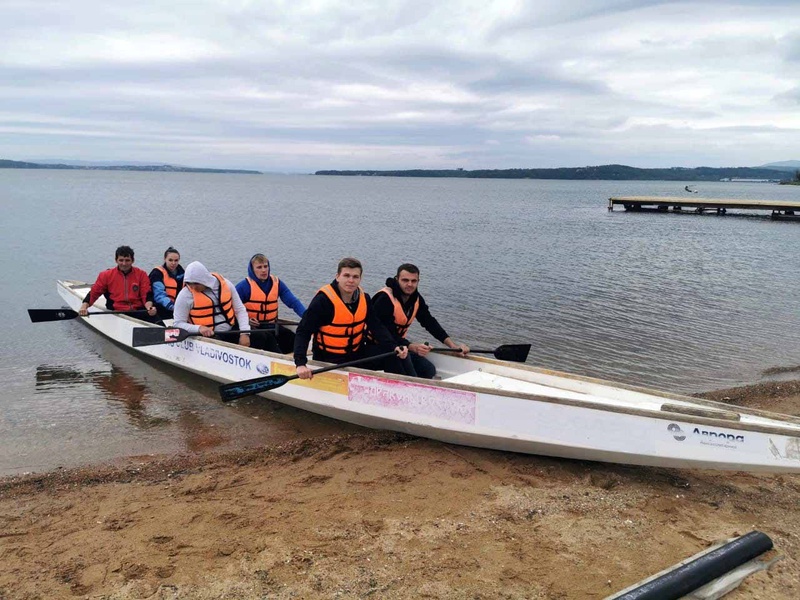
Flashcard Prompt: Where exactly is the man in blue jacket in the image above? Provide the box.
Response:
[235,254,306,353]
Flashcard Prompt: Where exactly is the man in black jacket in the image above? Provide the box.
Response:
[371,263,469,379]
[294,257,407,380]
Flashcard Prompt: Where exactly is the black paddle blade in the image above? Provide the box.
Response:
[220,374,291,402]
[28,308,79,322]
[494,344,531,363]
[432,344,531,363]
[132,327,190,347]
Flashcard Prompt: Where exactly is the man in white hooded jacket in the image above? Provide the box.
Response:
[173,261,251,347]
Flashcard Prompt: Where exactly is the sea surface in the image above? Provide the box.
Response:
[2,170,799,475]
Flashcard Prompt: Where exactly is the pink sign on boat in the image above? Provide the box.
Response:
[348,374,476,425]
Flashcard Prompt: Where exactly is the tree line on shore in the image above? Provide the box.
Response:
[316,164,794,182]
[3,158,796,182]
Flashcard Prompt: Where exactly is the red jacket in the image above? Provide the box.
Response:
[87,266,153,310]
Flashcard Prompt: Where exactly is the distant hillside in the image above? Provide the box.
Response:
[315,164,791,181]
[33,159,180,167]
[0,159,261,175]
[760,160,800,171]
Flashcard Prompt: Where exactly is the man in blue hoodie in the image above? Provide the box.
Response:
[235,254,306,353]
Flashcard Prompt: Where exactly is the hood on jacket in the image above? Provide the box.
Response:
[247,255,274,293]
[183,261,217,288]
[385,277,401,294]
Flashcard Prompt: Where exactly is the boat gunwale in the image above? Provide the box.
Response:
[476,361,800,428]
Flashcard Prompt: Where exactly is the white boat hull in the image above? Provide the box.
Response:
[57,281,800,473]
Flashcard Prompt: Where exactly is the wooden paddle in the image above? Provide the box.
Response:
[28,308,150,323]
[218,351,398,402]
[132,321,296,347]
[430,344,531,363]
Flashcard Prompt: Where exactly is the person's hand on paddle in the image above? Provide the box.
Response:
[409,342,431,357]
[296,365,312,380]
[446,340,470,355]
[198,325,215,337]
[395,346,409,360]
[78,303,89,316]
[238,333,250,348]
[145,303,157,318]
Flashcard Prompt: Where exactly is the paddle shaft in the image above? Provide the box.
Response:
[85,309,150,317]
[428,343,531,363]
[132,320,299,347]
[177,320,295,338]
[189,329,251,337]
[296,351,399,379]
[219,350,398,401]
[28,308,150,323]
[431,347,485,354]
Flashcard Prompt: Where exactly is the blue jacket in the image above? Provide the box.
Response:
[235,259,306,319]
[148,264,185,311]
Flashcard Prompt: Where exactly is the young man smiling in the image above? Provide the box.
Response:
[293,257,407,380]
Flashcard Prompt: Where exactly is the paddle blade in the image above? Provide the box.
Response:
[28,308,79,322]
[494,344,531,363]
[219,374,291,402]
[132,327,191,347]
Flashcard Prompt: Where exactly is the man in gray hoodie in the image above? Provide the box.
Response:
[172,261,251,346]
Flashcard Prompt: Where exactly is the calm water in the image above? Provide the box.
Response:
[2,170,800,475]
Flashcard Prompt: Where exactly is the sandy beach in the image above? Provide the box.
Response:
[1,380,799,599]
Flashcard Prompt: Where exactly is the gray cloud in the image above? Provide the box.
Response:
[1,0,799,170]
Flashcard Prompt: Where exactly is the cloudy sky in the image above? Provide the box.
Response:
[2,0,798,171]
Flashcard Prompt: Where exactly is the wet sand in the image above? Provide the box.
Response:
[1,381,799,599]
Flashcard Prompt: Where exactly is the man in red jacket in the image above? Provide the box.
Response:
[79,245,157,318]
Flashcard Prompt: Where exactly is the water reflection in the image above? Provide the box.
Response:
[34,359,237,456]
[35,364,172,430]
[23,324,345,474]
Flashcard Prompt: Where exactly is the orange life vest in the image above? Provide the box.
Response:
[377,286,419,338]
[314,285,367,355]
[154,266,180,302]
[244,275,280,322]
[188,273,236,327]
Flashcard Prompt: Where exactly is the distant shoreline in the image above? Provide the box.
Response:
[0,159,261,175]
[315,164,795,182]
[4,158,797,182]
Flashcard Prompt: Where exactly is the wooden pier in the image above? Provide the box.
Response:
[608,196,800,219]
